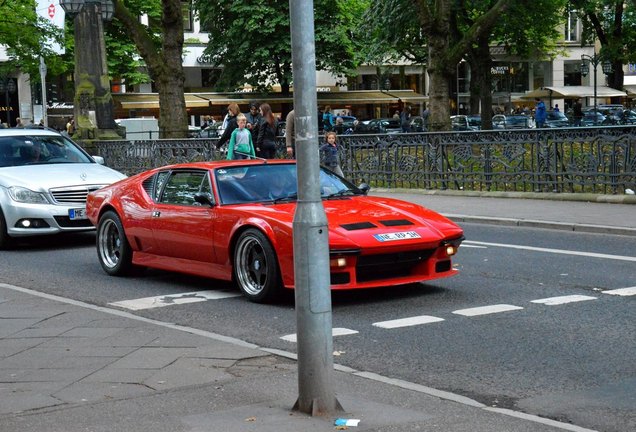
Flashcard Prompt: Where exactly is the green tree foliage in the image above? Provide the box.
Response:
[570,0,636,92]
[0,0,66,77]
[192,0,362,93]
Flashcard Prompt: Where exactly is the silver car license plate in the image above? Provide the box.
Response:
[69,208,87,220]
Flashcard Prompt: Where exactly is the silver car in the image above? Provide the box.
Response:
[0,128,126,248]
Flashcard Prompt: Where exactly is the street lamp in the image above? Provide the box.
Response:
[0,77,17,127]
[456,59,465,115]
[59,0,118,139]
[580,52,613,121]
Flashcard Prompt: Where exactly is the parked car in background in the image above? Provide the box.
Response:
[451,115,481,131]
[619,109,636,125]
[492,114,535,129]
[0,127,126,248]
[355,118,402,134]
[544,110,571,128]
[409,115,427,132]
[87,160,464,303]
[580,110,608,126]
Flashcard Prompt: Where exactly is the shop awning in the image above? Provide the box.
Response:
[113,89,428,110]
[625,85,636,97]
[521,86,627,99]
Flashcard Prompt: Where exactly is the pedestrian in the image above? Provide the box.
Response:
[392,110,400,119]
[245,101,261,143]
[400,105,412,132]
[322,105,334,132]
[320,131,344,177]
[217,103,241,149]
[334,116,346,135]
[66,117,75,135]
[553,104,560,113]
[226,113,255,160]
[256,103,278,159]
[534,98,547,128]
[421,104,430,129]
[285,109,295,158]
[573,98,583,126]
[15,118,25,128]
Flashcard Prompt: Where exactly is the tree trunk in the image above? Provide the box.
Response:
[113,0,188,139]
[156,0,187,138]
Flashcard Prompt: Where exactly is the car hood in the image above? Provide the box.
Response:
[252,195,462,248]
[0,163,126,191]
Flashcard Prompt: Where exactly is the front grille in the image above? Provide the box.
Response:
[356,249,435,283]
[53,216,93,228]
[50,185,106,204]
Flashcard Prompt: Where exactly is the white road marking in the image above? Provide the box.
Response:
[452,304,523,317]
[373,315,445,329]
[459,244,488,249]
[602,286,636,296]
[108,290,241,310]
[280,327,359,343]
[464,240,636,262]
[530,295,597,305]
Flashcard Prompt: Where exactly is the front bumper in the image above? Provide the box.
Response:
[2,200,93,238]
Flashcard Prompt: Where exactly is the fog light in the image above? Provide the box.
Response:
[21,219,31,228]
[330,257,347,268]
[445,245,457,256]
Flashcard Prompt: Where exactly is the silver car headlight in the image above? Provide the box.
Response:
[8,186,50,204]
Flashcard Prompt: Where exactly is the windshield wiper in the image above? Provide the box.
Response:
[271,192,298,203]
[324,189,356,199]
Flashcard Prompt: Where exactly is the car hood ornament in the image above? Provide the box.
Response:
[80,172,87,181]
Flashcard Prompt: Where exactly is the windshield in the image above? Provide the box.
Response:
[0,135,94,167]
[214,163,362,205]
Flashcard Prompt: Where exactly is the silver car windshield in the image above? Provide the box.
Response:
[0,135,93,167]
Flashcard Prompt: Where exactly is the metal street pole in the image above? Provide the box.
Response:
[289,0,342,417]
[39,57,48,127]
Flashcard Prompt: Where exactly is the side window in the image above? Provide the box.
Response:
[159,171,207,206]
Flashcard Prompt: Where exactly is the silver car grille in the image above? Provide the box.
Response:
[50,185,106,204]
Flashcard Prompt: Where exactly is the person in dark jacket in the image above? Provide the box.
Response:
[319,131,344,177]
[256,103,279,159]
[216,103,241,149]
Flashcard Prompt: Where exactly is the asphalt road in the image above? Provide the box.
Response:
[1,223,635,432]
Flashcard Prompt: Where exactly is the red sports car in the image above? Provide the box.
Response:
[86,160,464,302]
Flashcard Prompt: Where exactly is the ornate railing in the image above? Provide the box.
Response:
[95,125,636,194]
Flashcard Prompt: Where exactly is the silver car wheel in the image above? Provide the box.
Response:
[98,218,122,269]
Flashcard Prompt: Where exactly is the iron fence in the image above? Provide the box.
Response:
[95,125,636,194]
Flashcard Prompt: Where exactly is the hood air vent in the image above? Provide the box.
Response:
[340,222,376,231]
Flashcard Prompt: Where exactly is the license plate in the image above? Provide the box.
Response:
[69,208,87,220]
[373,231,421,242]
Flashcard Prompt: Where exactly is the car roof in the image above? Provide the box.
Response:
[0,128,62,137]
[150,159,292,173]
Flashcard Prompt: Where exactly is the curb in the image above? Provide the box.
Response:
[446,214,636,237]
[373,188,636,204]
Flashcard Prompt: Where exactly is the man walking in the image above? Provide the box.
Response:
[534,98,547,128]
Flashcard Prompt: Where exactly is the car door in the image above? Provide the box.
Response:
[152,169,217,263]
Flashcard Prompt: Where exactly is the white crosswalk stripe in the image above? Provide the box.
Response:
[280,328,359,343]
[530,295,597,305]
[108,290,241,310]
[373,315,445,329]
[602,286,636,296]
[452,304,524,317]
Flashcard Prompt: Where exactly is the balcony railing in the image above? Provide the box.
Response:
[95,125,636,195]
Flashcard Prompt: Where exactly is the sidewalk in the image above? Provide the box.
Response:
[372,189,636,237]
[0,284,596,432]
[1,192,627,432]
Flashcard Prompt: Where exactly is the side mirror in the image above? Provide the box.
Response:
[358,183,370,195]
[92,155,105,165]
[194,192,215,207]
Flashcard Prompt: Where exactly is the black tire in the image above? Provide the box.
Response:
[96,210,134,276]
[234,228,282,303]
[0,208,13,250]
